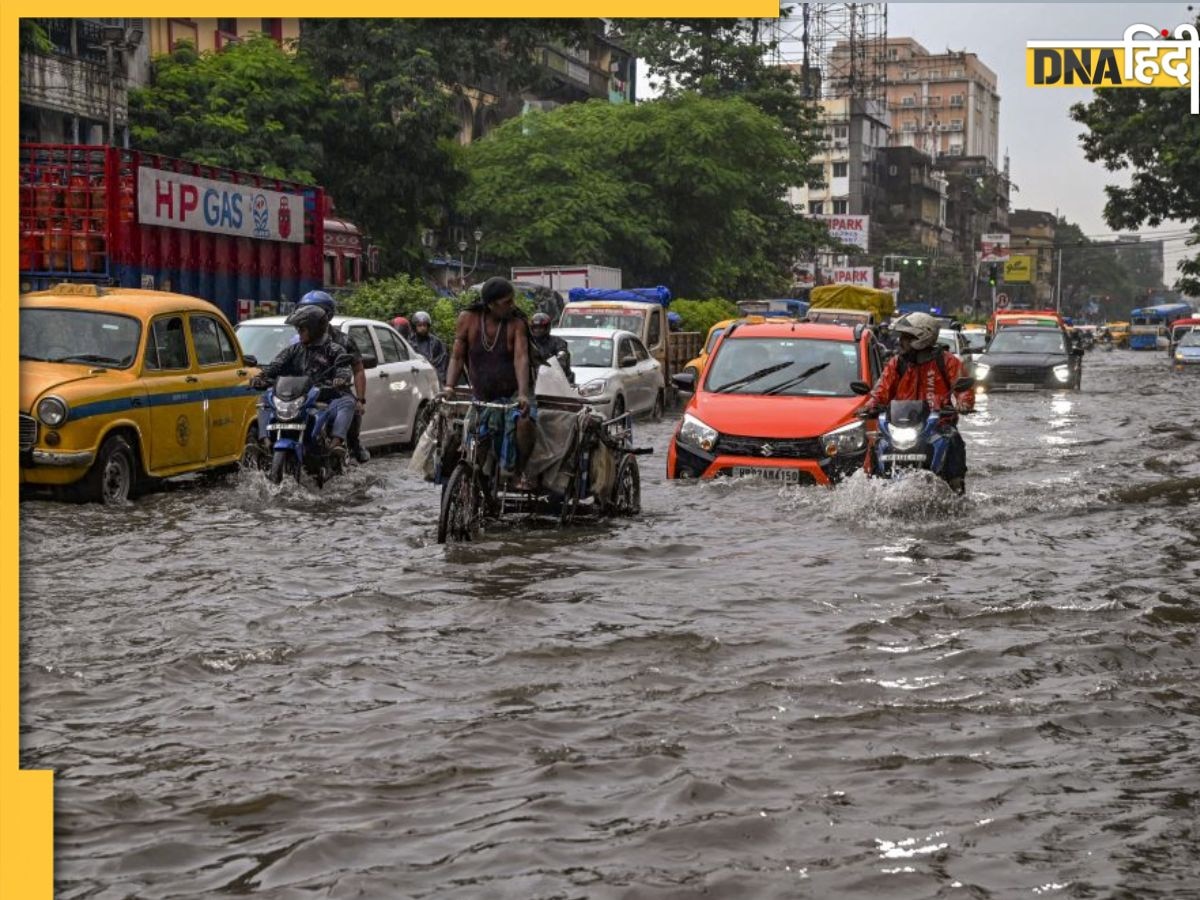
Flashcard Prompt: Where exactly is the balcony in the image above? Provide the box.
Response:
[540,45,609,98]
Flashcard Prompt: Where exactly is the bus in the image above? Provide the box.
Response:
[1128,303,1195,350]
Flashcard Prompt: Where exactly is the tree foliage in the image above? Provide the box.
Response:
[129,36,329,182]
[1071,25,1200,296]
[459,94,831,299]
[671,298,741,334]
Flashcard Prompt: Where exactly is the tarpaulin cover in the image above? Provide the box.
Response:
[808,285,896,319]
[567,286,672,306]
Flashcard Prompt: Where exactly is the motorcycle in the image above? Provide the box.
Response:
[257,373,347,488]
[855,377,975,494]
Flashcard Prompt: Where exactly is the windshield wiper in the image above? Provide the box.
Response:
[19,354,47,361]
[760,362,831,396]
[713,360,794,393]
[48,353,124,367]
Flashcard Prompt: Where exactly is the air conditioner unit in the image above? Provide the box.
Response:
[833,139,848,149]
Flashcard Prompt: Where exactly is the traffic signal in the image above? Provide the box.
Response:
[988,264,999,286]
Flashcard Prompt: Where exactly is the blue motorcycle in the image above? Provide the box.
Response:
[260,374,345,487]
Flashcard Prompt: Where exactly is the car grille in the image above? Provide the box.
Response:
[715,434,824,459]
[989,365,1048,382]
[20,414,37,451]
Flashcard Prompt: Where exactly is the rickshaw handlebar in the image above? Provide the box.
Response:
[438,399,518,411]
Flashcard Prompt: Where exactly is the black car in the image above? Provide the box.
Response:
[972,327,1083,391]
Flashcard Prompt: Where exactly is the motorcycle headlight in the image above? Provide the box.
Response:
[678,413,718,452]
[272,396,306,420]
[578,379,607,397]
[889,425,920,450]
[821,420,865,456]
[36,396,68,426]
[973,362,990,379]
[1053,364,1071,383]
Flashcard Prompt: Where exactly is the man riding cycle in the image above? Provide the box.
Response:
[252,305,356,463]
[861,312,975,492]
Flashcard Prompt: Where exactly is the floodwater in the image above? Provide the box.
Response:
[19,349,1200,899]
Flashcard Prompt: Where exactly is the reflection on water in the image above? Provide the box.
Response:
[19,350,1200,897]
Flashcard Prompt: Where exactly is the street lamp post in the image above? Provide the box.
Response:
[457,239,468,286]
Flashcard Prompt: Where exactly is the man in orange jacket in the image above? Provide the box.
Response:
[862,312,975,491]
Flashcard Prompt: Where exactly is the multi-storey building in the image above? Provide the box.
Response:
[1007,208,1057,305]
[787,95,889,220]
[876,145,952,254]
[883,37,1000,168]
[146,18,297,56]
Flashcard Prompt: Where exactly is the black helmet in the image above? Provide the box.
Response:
[480,276,514,305]
[530,312,551,333]
[286,304,328,336]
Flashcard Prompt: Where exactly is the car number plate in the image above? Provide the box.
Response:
[880,453,926,463]
[1001,383,1036,391]
[731,466,803,483]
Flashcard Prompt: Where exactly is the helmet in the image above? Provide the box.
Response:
[891,312,939,351]
[286,304,328,336]
[530,312,551,334]
[391,316,411,335]
[298,290,336,319]
[480,276,514,305]
[412,311,432,328]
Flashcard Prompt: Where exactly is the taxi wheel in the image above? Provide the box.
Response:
[81,434,137,505]
[239,425,266,471]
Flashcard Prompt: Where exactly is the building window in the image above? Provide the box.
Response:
[833,125,848,139]
[833,200,848,215]
[888,165,899,176]
[929,95,942,106]
[901,96,915,107]
[217,18,237,35]
[950,119,963,130]
[902,121,917,132]
[950,94,965,106]
[809,201,825,215]
[832,161,848,178]
[261,19,283,42]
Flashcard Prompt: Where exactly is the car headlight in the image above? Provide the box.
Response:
[37,396,68,426]
[272,396,307,420]
[1175,352,1185,361]
[821,420,865,456]
[889,425,920,450]
[1053,364,1071,383]
[577,379,607,397]
[678,413,718,452]
[973,362,989,379]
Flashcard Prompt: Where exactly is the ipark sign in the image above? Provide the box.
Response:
[816,215,870,251]
[137,167,305,244]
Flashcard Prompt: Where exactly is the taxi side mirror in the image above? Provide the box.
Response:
[242,354,258,367]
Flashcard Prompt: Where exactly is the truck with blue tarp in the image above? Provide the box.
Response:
[558,286,702,405]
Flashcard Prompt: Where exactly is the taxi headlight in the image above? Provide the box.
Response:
[1053,364,1071,383]
[578,379,607,398]
[821,420,865,456]
[272,395,306,420]
[37,396,68,427]
[973,362,990,379]
[678,413,719,452]
[889,425,920,450]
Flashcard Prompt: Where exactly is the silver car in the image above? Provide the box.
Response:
[555,327,665,420]
[235,315,440,448]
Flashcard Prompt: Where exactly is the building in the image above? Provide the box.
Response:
[940,155,1013,305]
[876,146,951,253]
[1008,208,1058,305]
[20,19,148,146]
[145,18,297,56]
[787,95,890,219]
[883,38,1000,168]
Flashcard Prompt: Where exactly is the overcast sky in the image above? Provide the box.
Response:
[635,2,1195,281]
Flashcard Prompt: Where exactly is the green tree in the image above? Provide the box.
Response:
[129,36,329,182]
[1053,219,1138,318]
[1071,24,1200,296]
[459,94,831,299]
[671,298,741,334]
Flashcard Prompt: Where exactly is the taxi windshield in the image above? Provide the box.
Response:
[236,323,296,362]
[20,308,141,369]
[705,337,860,396]
[560,335,613,368]
[989,329,1066,354]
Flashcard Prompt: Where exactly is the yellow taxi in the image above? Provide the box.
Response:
[682,316,766,382]
[1105,321,1131,348]
[20,284,260,504]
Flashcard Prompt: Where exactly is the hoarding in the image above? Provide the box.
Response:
[829,266,874,287]
[791,261,816,288]
[816,215,870,251]
[980,233,1011,262]
[878,271,901,293]
[1004,255,1033,282]
[138,166,305,243]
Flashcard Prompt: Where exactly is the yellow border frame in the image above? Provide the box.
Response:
[5,6,774,897]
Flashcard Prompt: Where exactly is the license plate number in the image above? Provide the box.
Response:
[1001,383,1036,391]
[880,453,926,462]
[267,423,303,432]
[730,466,802,482]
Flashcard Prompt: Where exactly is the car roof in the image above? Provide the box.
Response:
[236,315,393,329]
[724,321,859,341]
[991,327,1066,337]
[553,327,636,340]
[21,286,227,319]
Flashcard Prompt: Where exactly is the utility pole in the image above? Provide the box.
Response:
[1055,247,1063,312]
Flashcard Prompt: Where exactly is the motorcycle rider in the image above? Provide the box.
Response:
[528,311,574,384]
[392,316,412,340]
[861,311,975,493]
[251,305,356,463]
[410,310,449,385]
[295,291,371,463]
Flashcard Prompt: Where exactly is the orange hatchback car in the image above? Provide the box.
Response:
[667,321,883,486]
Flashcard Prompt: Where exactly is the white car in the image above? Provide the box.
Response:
[555,327,665,420]
[235,315,440,449]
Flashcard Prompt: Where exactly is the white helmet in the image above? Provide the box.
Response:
[892,312,939,351]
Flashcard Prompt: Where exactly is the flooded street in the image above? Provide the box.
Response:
[19,349,1200,898]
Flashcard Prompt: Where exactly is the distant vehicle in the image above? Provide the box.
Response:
[1129,303,1195,350]
[972,326,1084,391]
[1105,321,1131,348]
[735,299,810,319]
[554,327,666,420]
[1167,317,1200,356]
[961,328,988,353]
[666,320,881,485]
[1172,329,1200,369]
[20,283,259,504]
[510,264,622,294]
[236,315,439,449]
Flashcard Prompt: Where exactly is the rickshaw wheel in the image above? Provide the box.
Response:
[438,464,483,543]
[610,454,641,516]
